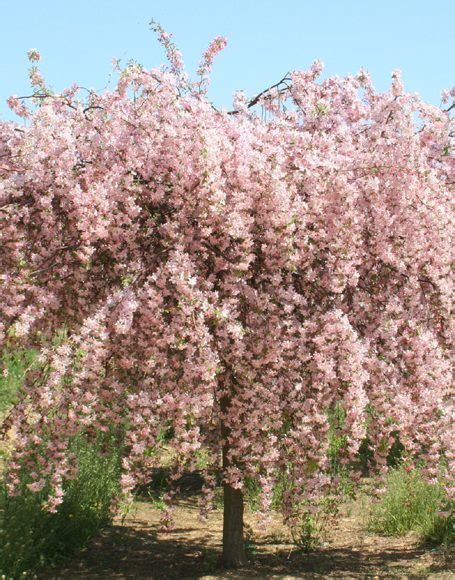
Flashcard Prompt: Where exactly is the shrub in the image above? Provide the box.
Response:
[368,466,453,545]
[0,432,122,578]
[290,493,341,553]
[1,347,123,578]
[0,349,36,416]
[290,511,322,553]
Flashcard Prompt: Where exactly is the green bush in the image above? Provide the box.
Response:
[290,511,322,553]
[0,349,37,416]
[0,347,123,578]
[0,433,122,578]
[368,466,454,545]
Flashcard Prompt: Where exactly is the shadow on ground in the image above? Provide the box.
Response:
[39,470,453,579]
[39,520,453,579]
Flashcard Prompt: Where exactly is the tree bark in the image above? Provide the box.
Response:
[220,394,247,568]
[222,480,246,567]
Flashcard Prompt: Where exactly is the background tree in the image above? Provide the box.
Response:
[1,25,453,567]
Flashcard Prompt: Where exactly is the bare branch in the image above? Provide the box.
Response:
[227,73,292,115]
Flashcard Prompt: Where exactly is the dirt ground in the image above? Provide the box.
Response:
[41,491,453,579]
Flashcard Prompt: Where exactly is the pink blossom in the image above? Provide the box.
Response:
[27,48,41,62]
[1,26,452,520]
[27,479,46,492]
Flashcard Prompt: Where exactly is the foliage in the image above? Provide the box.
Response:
[0,350,122,578]
[0,349,36,416]
[290,511,323,553]
[327,403,348,473]
[368,467,454,545]
[0,432,122,578]
[0,23,453,531]
[290,494,340,553]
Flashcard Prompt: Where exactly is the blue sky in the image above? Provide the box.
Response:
[1,0,453,120]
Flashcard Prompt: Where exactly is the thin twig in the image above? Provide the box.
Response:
[228,73,291,115]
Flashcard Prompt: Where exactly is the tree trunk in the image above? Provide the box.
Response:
[222,481,246,567]
[220,394,247,568]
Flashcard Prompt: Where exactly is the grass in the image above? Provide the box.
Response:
[368,466,454,545]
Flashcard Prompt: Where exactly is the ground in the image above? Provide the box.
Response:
[41,490,453,579]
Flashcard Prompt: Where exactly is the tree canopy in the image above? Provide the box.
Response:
[1,27,453,562]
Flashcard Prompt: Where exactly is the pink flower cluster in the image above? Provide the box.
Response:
[27,48,41,62]
[1,30,453,518]
[196,36,228,93]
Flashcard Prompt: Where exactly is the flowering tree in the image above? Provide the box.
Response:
[1,26,453,567]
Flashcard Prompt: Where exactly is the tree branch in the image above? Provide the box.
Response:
[227,73,291,115]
